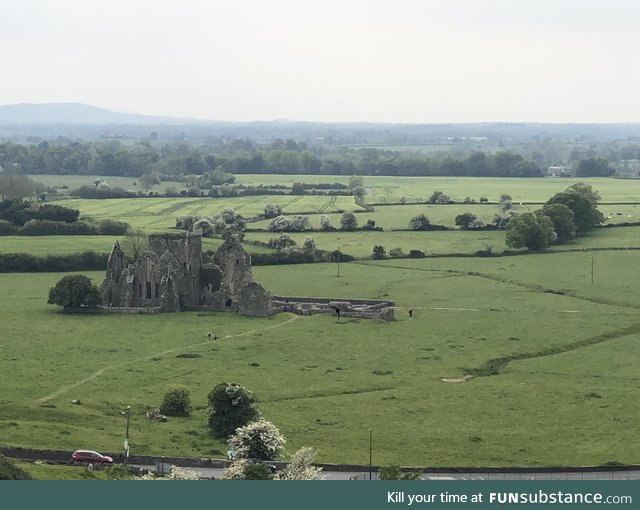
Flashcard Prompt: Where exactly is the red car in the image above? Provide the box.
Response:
[71,450,114,464]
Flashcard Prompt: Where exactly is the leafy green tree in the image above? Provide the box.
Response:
[536,203,575,243]
[207,383,260,438]
[228,419,286,461]
[288,215,310,231]
[138,173,159,192]
[547,183,604,232]
[291,182,306,195]
[575,156,614,177]
[268,215,291,232]
[302,236,316,253]
[267,233,296,251]
[409,214,430,230]
[388,247,404,258]
[264,203,282,219]
[348,175,364,189]
[372,245,386,259]
[319,215,333,231]
[48,275,100,308]
[505,213,555,250]
[159,387,191,417]
[455,212,477,229]
[244,463,274,480]
[340,212,358,231]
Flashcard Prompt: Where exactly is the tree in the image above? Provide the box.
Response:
[575,156,614,177]
[372,245,386,259]
[268,233,296,251]
[159,387,191,417]
[228,419,286,461]
[547,183,603,232]
[388,247,404,258]
[340,212,358,231]
[426,191,450,204]
[351,186,366,199]
[122,228,148,260]
[291,182,306,195]
[207,383,260,438]
[0,174,39,201]
[48,275,100,308]
[274,447,324,480]
[378,464,421,480]
[319,214,333,231]
[193,219,215,237]
[288,215,310,231]
[455,212,477,229]
[348,174,364,189]
[409,214,430,230]
[220,208,236,224]
[499,193,513,211]
[536,203,575,243]
[264,203,282,219]
[302,236,316,253]
[138,173,158,192]
[268,215,291,232]
[505,213,556,250]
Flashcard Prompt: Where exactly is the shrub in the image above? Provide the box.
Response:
[455,212,477,229]
[388,247,404,258]
[409,214,430,230]
[372,245,386,259]
[20,220,99,236]
[319,215,333,231]
[47,274,100,308]
[0,454,32,480]
[264,203,282,219]
[98,219,129,235]
[207,383,260,438]
[289,215,310,232]
[267,233,296,251]
[159,387,191,417]
[35,204,79,223]
[409,250,426,258]
[0,219,17,235]
[0,251,108,273]
[228,419,286,461]
[274,447,324,480]
[340,212,358,231]
[268,215,290,232]
[302,236,316,253]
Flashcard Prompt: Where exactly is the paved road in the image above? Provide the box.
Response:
[133,465,640,480]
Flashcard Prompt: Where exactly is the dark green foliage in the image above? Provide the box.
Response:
[47,274,100,308]
[244,463,274,480]
[455,212,477,229]
[0,454,33,480]
[575,156,614,177]
[70,185,135,199]
[207,383,260,438]
[35,204,79,223]
[160,387,191,417]
[340,212,358,231]
[378,464,421,480]
[97,219,129,235]
[263,203,282,219]
[536,203,575,243]
[409,214,430,230]
[20,220,99,235]
[371,245,386,259]
[0,251,108,272]
[0,219,17,235]
[505,213,555,250]
[547,183,604,232]
[291,182,306,195]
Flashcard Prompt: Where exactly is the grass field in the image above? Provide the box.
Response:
[1,250,640,467]
[33,175,177,195]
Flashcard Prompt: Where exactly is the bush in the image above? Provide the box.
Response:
[268,215,290,232]
[0,219,17,235]
[455,212,477,229]
[409,214,430,230]
[409,250,426,258]
[372,245,386,259]
[48,274,101,308]
[267,233,296,251]
[98,219,129,235]
[0,454,32,480]
[159,387,191,417]
[319,215,334,231]
[264,203,282,219]
[20,220,99,236]
[228,419,286,461]
[388,247,404,258]
[207,383,261,438]
[35,204,80,223]
[340,212,358,231]
[0,251,108,273]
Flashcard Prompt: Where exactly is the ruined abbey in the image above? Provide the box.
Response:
[99,231,394,320]
[100,232,273,316]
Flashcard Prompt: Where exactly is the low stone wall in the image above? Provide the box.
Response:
[273,295,395,307]
[62,306,163,315]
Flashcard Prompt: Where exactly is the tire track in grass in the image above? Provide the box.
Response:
[35,316,300,404]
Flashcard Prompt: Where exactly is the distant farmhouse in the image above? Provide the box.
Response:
[546,166,571,178]
[99,232,394,320]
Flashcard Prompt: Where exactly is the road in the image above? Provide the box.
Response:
[133,465,640,480]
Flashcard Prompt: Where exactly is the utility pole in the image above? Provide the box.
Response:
[337,245,341,278]
[123,405,131,466]
[591,255,594,284]
[368,428,372,480]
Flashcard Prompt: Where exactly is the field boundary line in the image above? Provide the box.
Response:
[34,315,300,404]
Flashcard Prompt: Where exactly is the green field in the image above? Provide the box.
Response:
[1,250,640,467]
[33,175,177,195]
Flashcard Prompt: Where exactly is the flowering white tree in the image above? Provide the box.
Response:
[228,419,286,461]
[274,447,325,480]
[220,459,249,480]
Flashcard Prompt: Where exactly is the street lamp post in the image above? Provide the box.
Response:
[123,405,131,466]
[368,428,372,480]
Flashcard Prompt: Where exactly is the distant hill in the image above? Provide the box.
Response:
[0,103,193,125]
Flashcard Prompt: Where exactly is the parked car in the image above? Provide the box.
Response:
[71,450,114,464]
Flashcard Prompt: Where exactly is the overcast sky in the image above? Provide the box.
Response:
[2,0,639,123]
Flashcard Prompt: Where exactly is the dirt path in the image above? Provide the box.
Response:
[35,316,300,404]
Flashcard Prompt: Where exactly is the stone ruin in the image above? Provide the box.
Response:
[99,231,394,321]
[100,232,272,316]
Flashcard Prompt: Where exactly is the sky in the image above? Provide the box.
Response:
[2,0,639,123]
